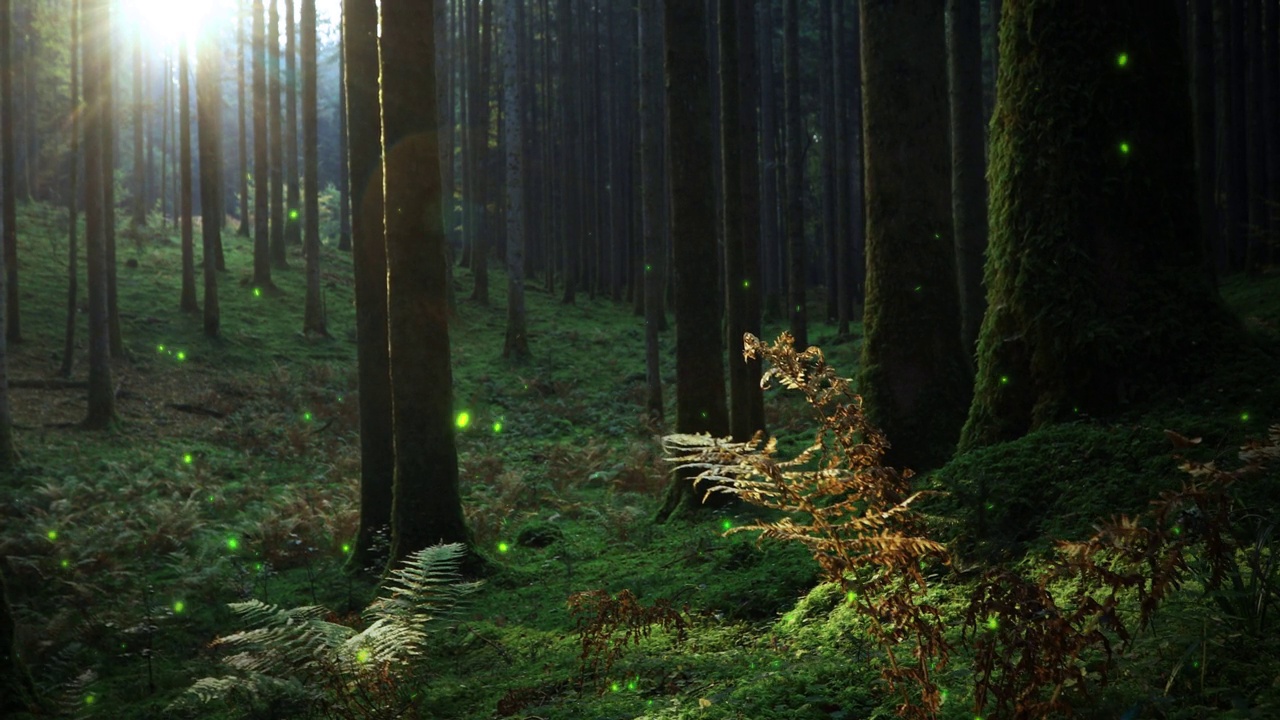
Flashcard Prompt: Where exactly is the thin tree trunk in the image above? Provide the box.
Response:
[104,1,121,357]
[131,26,145,227]
[502,0,529,360]
[83,0,114,429]
[268,0,287,268]
[0,0,17,346]
[301,0,324,335]
[252,0,275,290]
[336,17,351,251]
[179,39,198,313]
[947,0,988,366]
[61,0,81,378]
[196,34,222,337]
[285,0,301,248]
[640,0,664,422]
[784,0,806,348]
[238,0,251,236]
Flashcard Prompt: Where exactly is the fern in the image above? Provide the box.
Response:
[665,332,950,720]
[171,542,480,719]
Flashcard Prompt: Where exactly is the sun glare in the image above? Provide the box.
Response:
[126,0,230,46]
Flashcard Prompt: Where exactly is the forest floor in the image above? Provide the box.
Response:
[1,203,1279,720]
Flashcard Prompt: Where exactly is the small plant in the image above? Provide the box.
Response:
[173,542,480,719]
[664,332,950,719]
[567,588,689,684]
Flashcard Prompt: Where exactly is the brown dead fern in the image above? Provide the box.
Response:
[664,332,950,719]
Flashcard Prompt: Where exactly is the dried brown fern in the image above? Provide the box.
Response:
[566,589,688,684]
[664,332,949,719]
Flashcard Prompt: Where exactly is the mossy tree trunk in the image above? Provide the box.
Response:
[656,0,732,522]
[857,0,970,472]
[381,0,473,569]
[343,0,393,574]
[958,0,1232,452]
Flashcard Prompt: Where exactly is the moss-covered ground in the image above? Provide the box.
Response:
[1,203,1278,719]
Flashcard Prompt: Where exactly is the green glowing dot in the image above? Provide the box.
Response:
[492,421,503,433]
[47,530,58,541]
[986,616,998,630]
[999,375,1009,385]
[357,648,371,663]
[644,264,652,272]
[846,590,856,603]
[627,680,637,690]
[1241,412,1250,422]
[156,344,165,352]
[61,559,70,568]
[1116,52,1129,67]
[1119,142,1131,155]
[610,682,620,693]
[290,209,299,220]
[795,305,802,312]
[85,694,96,705]
[173,601,186,614]
[183,453,193,464]
[226,537,239,551]
[456,411,471,429]
[176,351,187,361]
[721,519,732,531]
[497,541,510,553]
[700,411,708,418]
[933,233,941,239]
[986,502,995,510]
[914,285,922,292]
[1172,525,1181,535]
[337,395,344,402]
[253,287,262,297]
[254,562,263,571]
[742,279,750,289]
[303,412,313,422]
[208,495,215,502]
[940,689,949,704]
[342,543,351,554]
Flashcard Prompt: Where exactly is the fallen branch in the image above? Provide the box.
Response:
[166,403,227,419]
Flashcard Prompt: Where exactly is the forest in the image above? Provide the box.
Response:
[1,0,1279,718]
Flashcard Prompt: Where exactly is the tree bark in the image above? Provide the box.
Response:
[251,0,275,290]
[343,0,393,574]
[639,0,664,422]
[783,0,806,349]
[196,33,223,338]
[1,0,18,345]
[268,0,287,269]
[285,0,301,249]
[61,0,81,379]
[381,0,472,568]
[336,17,351,252]
[501,0,529,361]
[947,0,989,367]
[238,0,250,236]
[131,25,146,227]
[301,0,323,335]
[83,0,114,430]
[858,0,970,471]
[179,39,199,314]
[656,0,732,521]
[959,0,1233,451]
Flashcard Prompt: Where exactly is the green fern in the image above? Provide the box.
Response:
[171,542,480,718]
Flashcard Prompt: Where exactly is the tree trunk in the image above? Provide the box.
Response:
[268,0,287,269]
[722,0,764,442]
[336,17,351,252]
[285,0,301,249]
[343,0,393,574]
[947,0,989,367]
[1191,0,1216,282]
[83,0,114,430]
[757,0,780,321]
[959,0,1233,451]
[131,26,146,227]
[252,0,275,290]
[104,1,121,357]
[858,0,970,472]
[381,0,472,568]
[502,0,529,361]
[468,0,491,305]
[639,0,664,422]
[819,0,837,323]
[301,0,324,335]
[1244,0,1267,269]
[0,0,17,346]
[61,0,81,378]
[656,0,732,521]
[238,0,250,236]
[196,33,222,338]
[783,0,806,350]
[179,39,198,314]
